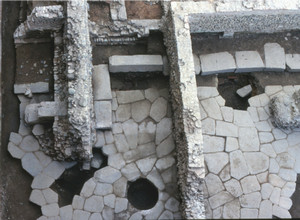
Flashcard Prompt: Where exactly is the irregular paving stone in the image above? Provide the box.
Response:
[8,142,25,159]
[261,144,276,158]
[244,152,269,174]
[197,87,219,100]
[223,199,240,219]
[200,52,236,75]
[225,137,239,152]
[264,43,285,71]
[138,142,156,158]
[59,205,73,220]
[145,88,160,103]
[91,153,104,169]
[277,152,295,169]
[286,54,300,72]
[208,191,234,209]
[22,152,43,176]
[272,139,288,154]
[201,98,223,120]
[121,163,140,181]
[29,190,46,206]
[155,118,172,145]
[199,103,208,120]
[257,171,268,184]
[95,167,122,184]
[104,194,116,208]
[224,178,243,197]
[261,183,274,200]
[80,178,96,197]
[43,161,65,179]
[193,53,201,75]
[257,107,269,120]
[122,119,138,149]
[216,121,238,137]
[272,128,287,140]
[20,135,40,152]
[42,188,58,204]
[247,107,259,122]
[90,213,103,220]
[93,64,112,101]
[115,104,131,122]
[73,210,91,220]
[221,106,234,122]
[259,200,272,218]
[259,132,274,144]
[288,145,300,173]
[94,131,105,148]
[42,203,59,217]
[102,144,117,156]
[269,174,286,188]
[158,210,173,220]
[138,121,156,144]
[155,156,175,171]
[240,208,258,219]
[94,183,113,196]
[32,124,45,136]
[150,97,168,122]
[201,118,216,135]
[72,195,85,209]
[230,150,249,180]
[203,135,225,153]
[136,156,156,175]
[147,168,165,190]
[95,101,112,129]
[273,205,291,218]
[205,152,228,174]
[233,110,254,127]
[204,199,212,219]
[102,206,114,220]
[240,175,261,194]
[265,85,282,96]
[281,182,296,197]
[116,90,144,104]
[131,100,151,123]
[256,121,272,132]
[236,84,252,97]
[156,135,175,158]
[104,131,114,144]
[269,158,280,173]
[9,132,22,145]
[113,177,127,197]
[108,153,125,170]
[287,132,300,146]
[205,173,225,196]
[235,51,264,73]
[213,206,223,219]
[165,197,179,212]
[18,120,31,136]
[240,192,261,208]
[219,164,231,182]
[279,197,293,209]
[239,127,260,151]
[144,201,164,220]
[215,96,226,106]
[161,166,176,184]
[115,197,128,213]
[84,195,104,212]
[279,168,297,182]
[114,134,129,153]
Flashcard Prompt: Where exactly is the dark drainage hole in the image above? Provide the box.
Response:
[127,178,159,210]
[51,148,107,206]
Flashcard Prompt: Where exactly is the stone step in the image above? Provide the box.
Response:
[93,64,112,101]
[200,52,236,75]
[14,82,49,94]
[109,55,163,73]
[264,43,285,72]
[235,51,265,73]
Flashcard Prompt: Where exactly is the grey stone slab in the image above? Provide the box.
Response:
[208,191,234,209]
[94,183,113,196]
[155,118,172,145]
[286,54,300,72]
[200,52,236,75]
[14,82,49,94]
[93,64,112,101]
[115,198,128,213]
[80,178,96,198]
[72,195,85,210]
[147,168,165,190]
[90,213,103,220]
[42,188,58,204]
[8,142,25,159]
[25,104,40,124]
[116,90,144,104]
[121,163,140,181]
[73,210,90,220]
[264,43,285,71]
[237,84,252,97]
[91,153,104,169]
[113,177,127,197]
[43,161,65,179]
[38,101,67,118]
[83,195,104,212]
[41,203,59,217]
[156,135,175,158]
[109,55,163,73]
[94,101,112,129]
[20,135,40,152]
[95,166,122,183]
[9,132,22,145]
[60,205,73,220]
[22,152,43,176]
[29,190,47,206]
[31,173,55,189]
[235,51,264,73]
[193,53,201,75]
[104,194,116,209]
[32,124,45,136]
[131,100,151,123]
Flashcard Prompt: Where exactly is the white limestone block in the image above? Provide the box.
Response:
[239,127,260,151]
[221,106,234,122]
[261,183,274,200]
[203,135,225,153]
[208,191,234,209]
[233,110,254,127]
[41,203,59,217]
[286,54,300,72]
[240,192,261,208]
[8,142,25,159]
[197,87,219,100]
[73,210,90,220]
[94,183,113,196]
[201,98,223,120]
[241,208,258,219]
[235,51,264,73]
[165,197,180,212]
[223,199,240,219]
[83,195,104,212]
[193,53,201,75]
[216,121,238,137]
[131,100,151,123]
[205,173,225,196]
[264,43,285,71]
[230,150,249,180]
[200,52,236,75]
[150,97,168,122]
[236,84,252,97]
[95,167,122,184]
[22,153,43,176]
[259,200,272,219]
[240,175,261,194]
[202,118,216,135]
[14,82,49,94]
[121,163,140,181]
[93,64,112,101]
[224,178,243,197]
[205,152,228,174]
[113,177,127,197]
[94,101,112,129]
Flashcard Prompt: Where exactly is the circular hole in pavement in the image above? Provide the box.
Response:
[127,178,159,210]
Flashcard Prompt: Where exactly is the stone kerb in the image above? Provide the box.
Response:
[199,85,300,219]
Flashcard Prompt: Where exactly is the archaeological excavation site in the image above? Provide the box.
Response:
[2,0,300,219]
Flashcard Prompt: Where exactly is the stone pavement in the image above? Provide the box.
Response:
[199,85,300,219]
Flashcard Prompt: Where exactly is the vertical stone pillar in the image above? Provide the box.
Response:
[163,3,206,219]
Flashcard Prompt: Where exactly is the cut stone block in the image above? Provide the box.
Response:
[80,179,96,198]
[22,152,43,176]
[29,190,46,206]
[84,195,104,212]
[8,142,25,159]
[239,127,259,151]
[264,43,285,71]
[116,90,144,104]
[38,101,67,118]
[94,183,113,196]
[286,54,300,72]
[113,177,127,197]
[244,152,269,174]
[236,85,252,98]
[109,55,163,73]
[240,192,261,208]
[31,173,55,189]
[60,205,73,220]
[205,173,224,196]
[150,97,168,122]
[121,163,140,181]
[93,64,112,101]
[25,104,40,124]
[42,188,58,204]
[230,150,249,180]
[200,52,236,75]
[14,82,49,94]
[203,135,225,153]
[208,191,234,209]
[95,166,122,183]
[9,132,22,145]
[197,86,219,100]
[41,203,59,217]
[240,176,261,194]
[205,152,228,174]
[224,179,243,197]
[193,53,201,75]
[223,199,240,219]
[94,101,112,129]
[20,135,40,152]
[201,98,222,120]
[43,161,65,179]
[235,51,264,73]
[131,100,151,123]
